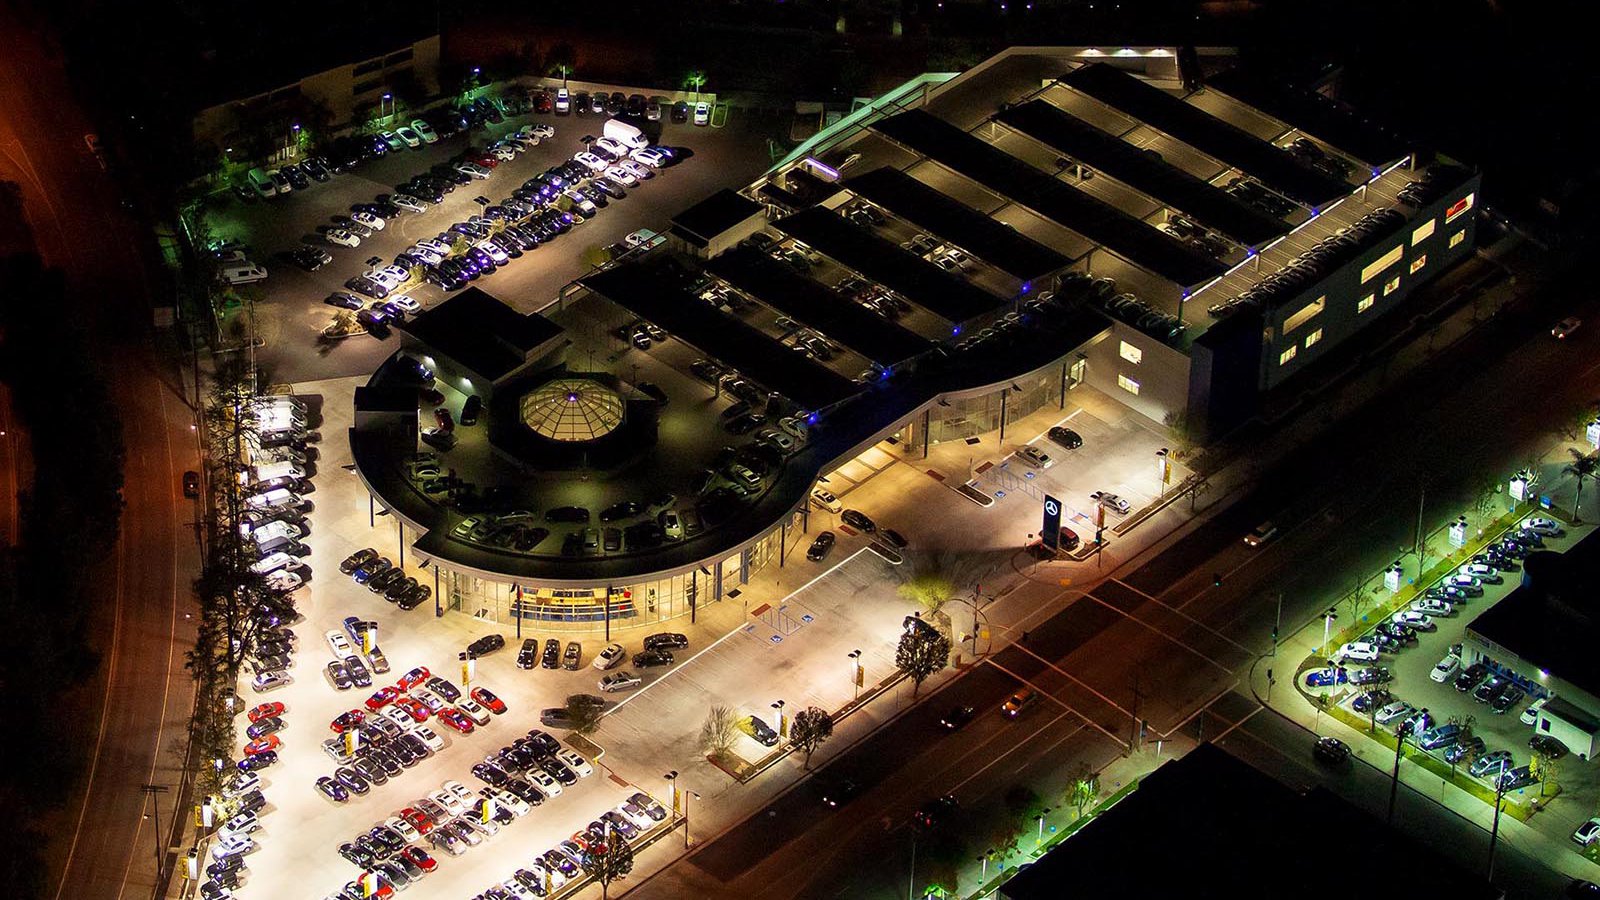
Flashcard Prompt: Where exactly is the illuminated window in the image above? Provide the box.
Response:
[1282,296,1325,334]
[1305,328,1323,348]
[1279,346,1297,366]
[1116,374,1140,395]
[1409,255,1427,274]
[1449,230,1466,248]
[1118,341,1143,365]
[1357,294,1375,313]
[1445,192,1475,224]
[1411,219,1436,245]
[1361,245,1404,284]
[1384,276,1401,296]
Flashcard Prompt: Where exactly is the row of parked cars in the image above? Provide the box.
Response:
[340,547,433,611]
[469,789,669,900]
[199,769,274,899]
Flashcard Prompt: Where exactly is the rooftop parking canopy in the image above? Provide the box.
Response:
[870,109,1224,288]
[707,247,933,365]
[770,206,1005,323]
[843,167,1071,282]
[1060,63,1352,207]
[579,260,862,411]
[994,100,1288,247]
[396,287,563,382]
[669,188,764,248]
[1204,68,1409,168]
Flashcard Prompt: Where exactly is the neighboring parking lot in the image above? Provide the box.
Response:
[206,98,777,384]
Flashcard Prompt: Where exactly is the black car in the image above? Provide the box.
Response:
[473,762,511,787]
[807,531,836,561]
[1454,662,1489,692]
[632,649,674,668]
[338,840,374,866]
[545,506,590,524]
[1047,427,1083,450]
[820,777,861,808]
[467,634,506,657]
[840,509,876,532]
[1312,736,1350,765]
[600,500,644,522]
[671,101,690,123]
[427,676,462,703]
[334,766,371,795]
[643,632,689,651]
[938,705,976,731]
[912,795,958,831]
[517,638,538,669]
[541,638,561,669]
[245,716,284,739]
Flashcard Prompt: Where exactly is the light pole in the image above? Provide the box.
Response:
[683,789,700,849]
[771,700,786,739]
[1487,759,1511,879]
[140,783,169,880]
[1155,447,1170,499]
[381,92,393,122]
[686,71,707,103]
[1036,806,1052,844]
[979,848,994,882]
[1320,606,1339,657]
[664,770,678,818]
[848,650,863,700]
[1387,713,1424,826]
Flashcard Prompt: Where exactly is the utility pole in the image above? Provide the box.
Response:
[1415,484,1427,576]
[1487,761,1510,880]
[140,784,170,881]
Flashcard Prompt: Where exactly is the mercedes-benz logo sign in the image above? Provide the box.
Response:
[1044,500,1059,516]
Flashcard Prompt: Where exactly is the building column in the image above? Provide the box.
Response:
[922,408,931,458]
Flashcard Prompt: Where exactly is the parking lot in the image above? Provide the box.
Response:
[205,93,776,385]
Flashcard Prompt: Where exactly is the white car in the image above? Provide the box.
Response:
[631,147,668,167]
[1374,701,1414,725]
[1016,446,1052,469]
[1090,491,1131,515]
[385,816,420,843]
[604,165,639,187]
[411,119,438,143]
[389,295,422,314]
[1522,696,1550,726]
[456,697,492,725]
[1392,610,1436,631]
[617,159,654,180]
[409,723,445,751]
[324,228,361,248]
[478,241,510,264]
[1522,516,1564,536]
[383,705,415,728]
[574,152,609,173]
[1337,641,1380,663]
[555,88,571,113]
[594,136,629,159]
[264,570,302,593]
[693,101,710,125]
[380,131,405,151]
[593,643,626,670]
[1412,598,1453,616]
[489,145,516,162]
[391,194,427,212]
[1575,817,1600,846]
[491,787,531,815]
[351,211,385,231]
[410,686,447,712]
[211,838,253,861]
[1429,656,1460,683]
[758,428,795,452]
[326,630,356,659]
[395,127,422,149]
[811,488,843,513]
[531,123,556,139]
[556,749,594,777]
[525,767,562,797]
[600,670,642,693]
[430,789,467,816]
[455,161,491,180]
[417,238,453,256]
[1459,563,1502,583]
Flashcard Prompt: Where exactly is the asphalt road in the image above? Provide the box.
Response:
[621,243,1599,900]
[0,10,199,900]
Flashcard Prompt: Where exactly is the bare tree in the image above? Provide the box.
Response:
[580,823,635,900]
[699,705,738,756]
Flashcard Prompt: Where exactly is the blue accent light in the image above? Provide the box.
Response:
[1311,207,1320,216]
[806,412,819,425]
[1246,248,1257,257]
[1020,281,1032,294]
[952,324,963,336]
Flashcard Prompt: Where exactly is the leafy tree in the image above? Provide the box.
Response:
[895,627,951,697]
[895,549,991,614]
[789,707,834,767]
[1003,784,1044,821]
[580,822,636,900]
[566,695,604,736]
[699,705,738,756]
[546,42,577,85]
[1066,762,1099,819]
[1563,449,1599,521]
[1532,750,1560,798]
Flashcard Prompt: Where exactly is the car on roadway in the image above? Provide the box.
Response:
[1000,688,1037,719]
[1312,736,1350,764]
[1244,521,1279,547]
[1554,317,1582,339]
[938,705,976,731]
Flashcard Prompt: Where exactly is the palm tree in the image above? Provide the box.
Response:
[1563,449,1599,522]
[894,550,993,614]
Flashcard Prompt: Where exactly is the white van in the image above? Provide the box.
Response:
[603,118,648,151]
[247,488,303,511]
[250,551,303,576]
[221,264,268,285]
[245,461,307,486]
[555,88,571,114]
[246,168,277,199]
[253,396,306,413]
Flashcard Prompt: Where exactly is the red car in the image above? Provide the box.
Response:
[470,687,507,715]
[243,735,280,756]
[473,155,499,169]
[436,708,474,734]
[395,698,430,722]
[398,666,431,691]
[400,807,435,835]
[402,845,437,873]
[434,408,454,432]
[248,702,285,723]
[330,709,366,733]
[365,687,400,711]
[352,878,393,900]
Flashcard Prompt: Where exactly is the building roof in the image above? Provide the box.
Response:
[843,167,1072,282]
[770,205,1006,324]
[1000,743,1501,900]
[668,189,764,249]
[1061,63,1352,207]
[870,109,1225,287]
[1469,529,1600,700]
[705,246,933,365]
[1205,67,1409,168]
[994,100,1288,247]
[397,288,563,383]
[579,259,862,411]
[198,15,436,109]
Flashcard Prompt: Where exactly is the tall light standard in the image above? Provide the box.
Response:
[1155,447,1170,500]
[140,783,169,880]
[381,93,393,122]
[686,71,707,103]
[1487,758,1511,879]
[1035,806,1052,844]
[663,770,678,817]
[683,790,701,849]
[1387,712,1425,825]
[771,700,786,739]
[1320,607,1339,657]
[848,649,863,700]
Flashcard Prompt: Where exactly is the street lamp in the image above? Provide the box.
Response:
[663,770,678,817]
[683,790,701,849]
[1035,807,1052,844]
[686,71,707,103]
[848,650,862,700]
[1155,447,1170,499]
[1487,758,1511,880]
[771,700,786,739]
[381,92,393,121]
[1387,711,1425,826]
[1320,607,1339,657]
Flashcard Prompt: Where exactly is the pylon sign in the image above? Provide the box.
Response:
[1041,495,1062,550]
